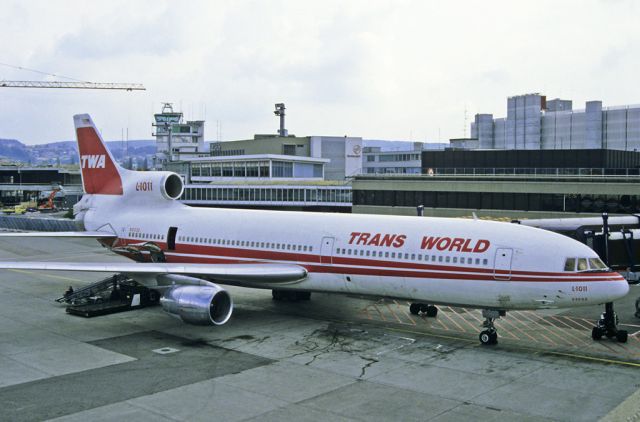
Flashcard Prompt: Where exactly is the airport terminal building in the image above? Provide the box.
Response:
[353,149,640,219]
[460,93,640,151]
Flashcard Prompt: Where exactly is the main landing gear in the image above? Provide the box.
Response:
[409,303,438,317]
[592,302,628,343]
[271,289,311,301]
[479,309,504,345]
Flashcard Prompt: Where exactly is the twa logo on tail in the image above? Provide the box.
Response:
[80,155,106,169]
[74,114,123,195]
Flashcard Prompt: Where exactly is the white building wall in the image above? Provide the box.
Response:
[493,118,506,149]
[627,108,640,151]
[471,95,640,151]
[344,136,363,177]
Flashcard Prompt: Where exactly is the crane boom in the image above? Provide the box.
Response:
[0,81,145,91]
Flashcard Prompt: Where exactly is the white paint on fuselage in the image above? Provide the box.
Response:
[82,196,630,311]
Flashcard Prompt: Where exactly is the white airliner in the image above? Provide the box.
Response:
[0,115,630,345]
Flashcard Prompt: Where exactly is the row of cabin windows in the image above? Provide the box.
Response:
[176,236,314,252]
[564,257,608,272]
[335,247,489,266]
[130,232,164,241]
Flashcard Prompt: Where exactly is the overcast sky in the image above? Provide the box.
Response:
[0,0,639,144]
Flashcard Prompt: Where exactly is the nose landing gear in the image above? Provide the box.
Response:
[592,302,628,343]
[479,309,504,345]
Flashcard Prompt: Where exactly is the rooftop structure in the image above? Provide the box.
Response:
[208,135,362,181]
[189,154,328,182]
[468,93,640,151]
[153,103,205,164]
[362,143,423,175]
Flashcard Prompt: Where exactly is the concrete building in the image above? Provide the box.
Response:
[181,181,351,211]
[362,143,422,175]
[353,149,640,219]
[175,152,351,211]
[157,103,359,211]
[153,103,206,164]
[361,141,448,175]
[209,134,362,181]
[469,93,640,151]
[189,155,328,182]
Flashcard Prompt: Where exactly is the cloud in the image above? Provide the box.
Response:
[1,0,640,143]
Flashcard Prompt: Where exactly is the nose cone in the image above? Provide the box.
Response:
[609,274,630,301]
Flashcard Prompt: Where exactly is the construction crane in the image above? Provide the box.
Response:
[0,62,144,91]
[0,81,145,91]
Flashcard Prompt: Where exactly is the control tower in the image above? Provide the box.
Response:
[153,103,205,165]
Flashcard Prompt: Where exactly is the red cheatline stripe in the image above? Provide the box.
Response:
[118,238,625,283]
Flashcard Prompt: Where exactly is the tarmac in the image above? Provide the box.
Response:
[0,236,638,421]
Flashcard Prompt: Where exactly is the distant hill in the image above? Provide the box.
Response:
[0,139,31,162]
[0,139,156,165]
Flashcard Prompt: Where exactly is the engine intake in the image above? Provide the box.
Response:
[161,172,184,200]
[160,285,233,325]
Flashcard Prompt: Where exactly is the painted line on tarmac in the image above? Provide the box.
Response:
[382,325,640,368]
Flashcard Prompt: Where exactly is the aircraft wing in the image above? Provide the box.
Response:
[0,262,307,283]
[0,231,116,239]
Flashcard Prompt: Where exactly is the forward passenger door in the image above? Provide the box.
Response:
[320,237,335,265]
[494,248,513,280]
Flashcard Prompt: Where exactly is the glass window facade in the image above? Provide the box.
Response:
[192,160,321,179]
[353,190,640,213]
[272,161,293,178]
[182,186,351,206]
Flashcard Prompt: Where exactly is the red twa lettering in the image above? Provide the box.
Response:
[393,235,406,248]
[356,233,370,245]
[367,233,381,246]
[436,237,452,251]
[473,239,490,253]
[349,232,405,248]
[420,236,491,253]
[380,234,397,247]
[421,236,439,250]
[450,238,464,252]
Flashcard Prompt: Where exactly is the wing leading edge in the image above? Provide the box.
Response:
[0,262,307,284]
[0,231,116,238]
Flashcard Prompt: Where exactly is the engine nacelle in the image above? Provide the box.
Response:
[124,171,184,201]
[160,285,233,325]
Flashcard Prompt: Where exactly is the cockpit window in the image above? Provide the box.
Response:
[577,258,588,271]
[564,258,575,271]
[588,257,607,270]
[567,256,609,272]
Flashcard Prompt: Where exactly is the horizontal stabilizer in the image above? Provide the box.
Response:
[0,231,116,238]
[0,262,307,284]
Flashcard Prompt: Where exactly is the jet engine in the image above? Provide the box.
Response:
[157,172,184,200]
[127,171,184,200]
[160,285,233,325]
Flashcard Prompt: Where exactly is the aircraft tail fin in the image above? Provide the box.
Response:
[73,114,124,195]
